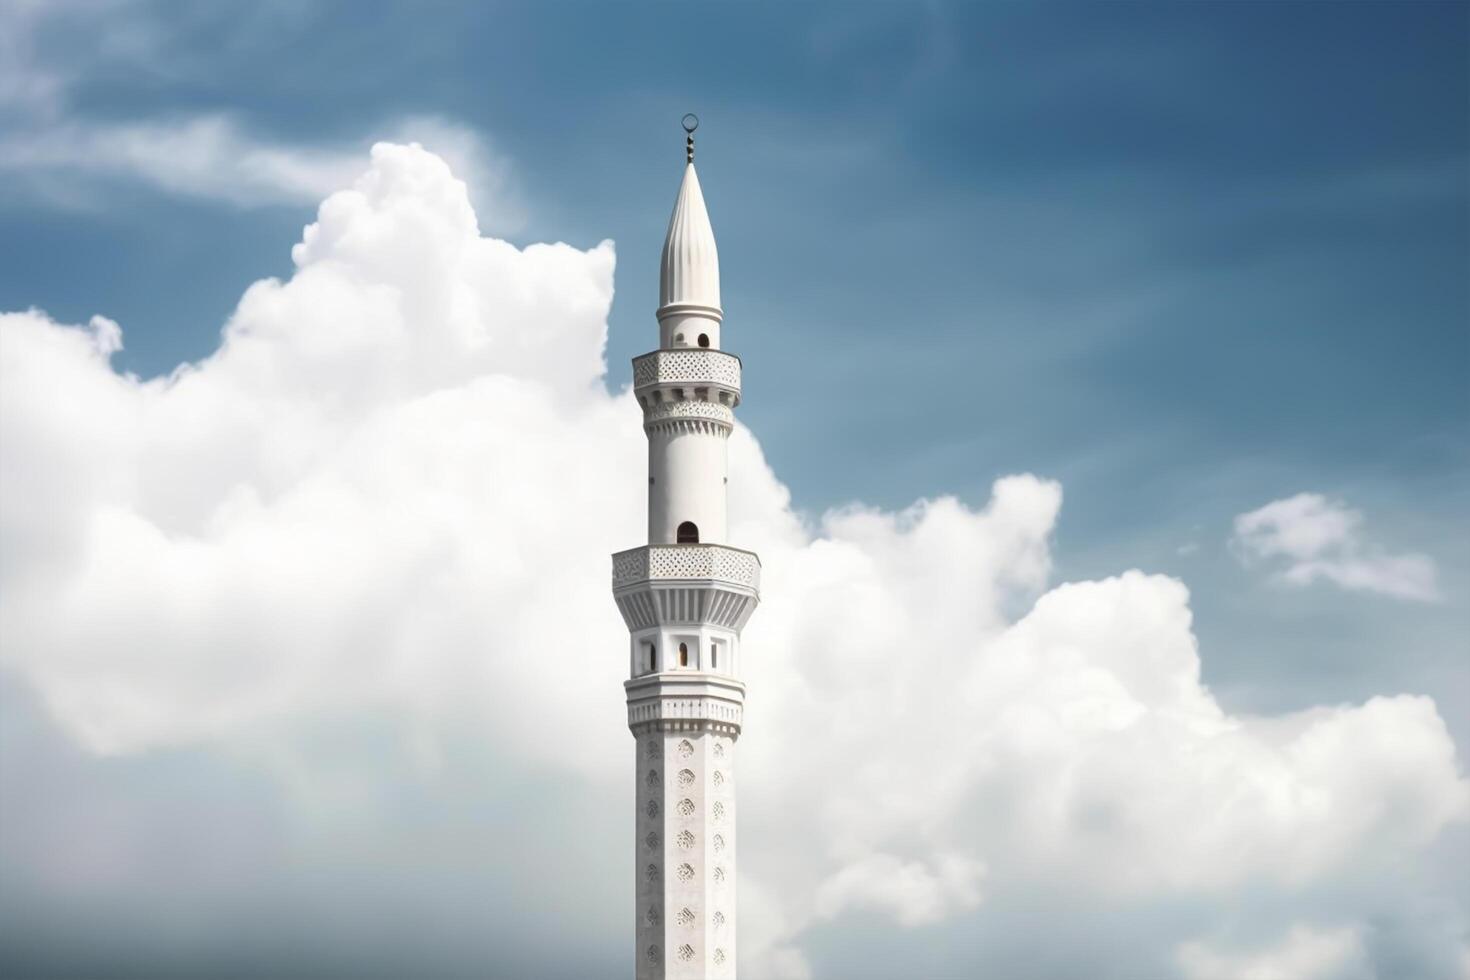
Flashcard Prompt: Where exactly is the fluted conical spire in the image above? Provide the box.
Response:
[658,162,721,315]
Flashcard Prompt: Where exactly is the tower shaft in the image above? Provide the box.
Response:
[613,145,757,979]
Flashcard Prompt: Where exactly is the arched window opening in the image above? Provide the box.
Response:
[674,333,685,345]
[679,643,689,668]
[676,521,699,544]
[698,333,710,348]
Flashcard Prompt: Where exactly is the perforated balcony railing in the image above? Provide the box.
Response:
[631,349,742,396]
[611,543,761,591]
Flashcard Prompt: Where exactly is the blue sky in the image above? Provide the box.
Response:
[1,2,1467,977]
[5,1,1465,714]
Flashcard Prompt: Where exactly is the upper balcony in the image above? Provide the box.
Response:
[631,349,742,403]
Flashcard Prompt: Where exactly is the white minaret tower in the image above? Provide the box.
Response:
[612,116,759,980]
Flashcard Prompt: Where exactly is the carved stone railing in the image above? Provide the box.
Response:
[632,349,742,395]
[612,544,761,591]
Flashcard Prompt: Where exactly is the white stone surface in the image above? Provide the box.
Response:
[617,148,757,979]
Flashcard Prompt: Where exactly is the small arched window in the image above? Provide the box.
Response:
[674,333,685,345]
[679,643,689,667]
[676,521,699,544]
[697,333,710,348]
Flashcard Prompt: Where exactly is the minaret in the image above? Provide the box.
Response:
[612,116,759,980]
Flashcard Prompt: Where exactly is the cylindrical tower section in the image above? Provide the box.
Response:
[659,306,721,350]
[634,348,740,549]
[648,422,729,545]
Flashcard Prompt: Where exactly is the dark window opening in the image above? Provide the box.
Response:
[647,644,656,672]
[677,521,699,544]
[698,333,710,348]
[711,645,718,669]
[679,643,689,667]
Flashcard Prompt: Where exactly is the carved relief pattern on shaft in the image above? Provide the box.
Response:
[631,729,736,973]
[643,398,733,427]
[634,731,738,977]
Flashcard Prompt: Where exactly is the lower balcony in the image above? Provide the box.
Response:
[611,545,761,632]
[611,544,761,591]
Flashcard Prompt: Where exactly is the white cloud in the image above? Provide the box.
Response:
[1178,925,1372,980]
[1,144,1466,978]
[1,114,364,206]
[1232,492,1441,602]
[0,2,531,225]
[0,0,68,117]
[0,111,525,232]
[813,852,984,927]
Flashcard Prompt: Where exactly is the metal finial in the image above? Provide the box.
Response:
[682,113,699,163]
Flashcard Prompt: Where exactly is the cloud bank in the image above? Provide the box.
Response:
[1,144,1466,978]
[1178,925,1372,980]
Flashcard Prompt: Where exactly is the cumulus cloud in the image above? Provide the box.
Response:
[1,144,1466,979]
[1232,493,1441,602]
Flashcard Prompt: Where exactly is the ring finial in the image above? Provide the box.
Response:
[682,114,699,163]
